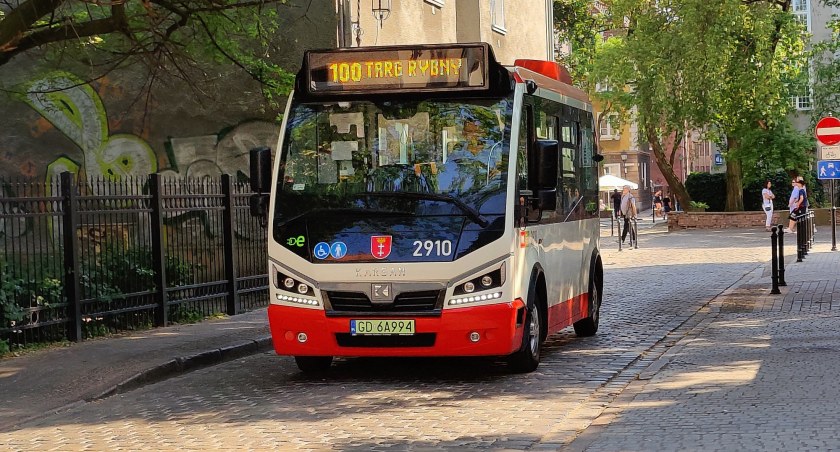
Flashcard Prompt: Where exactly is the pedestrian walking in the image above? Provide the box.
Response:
[620,185,637,244]
[653,190,663,218]
[761,180,775,232]
[611,189,622,219]
[662,194,671,219]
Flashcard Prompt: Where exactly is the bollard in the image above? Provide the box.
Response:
[796,214,805,262]
[633,218,639,249]
[770,226,781,294]
[618,217,623,251]
[777,224,786,286]
[796,214,808,262]
[810,210,816,248]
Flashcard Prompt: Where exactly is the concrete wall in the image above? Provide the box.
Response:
[0,0,337,183]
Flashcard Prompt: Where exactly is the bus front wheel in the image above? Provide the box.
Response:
[294,356,333,373]
[507,297,541,373]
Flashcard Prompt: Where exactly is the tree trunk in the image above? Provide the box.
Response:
[645,125,693,210]
[724,136,743,212]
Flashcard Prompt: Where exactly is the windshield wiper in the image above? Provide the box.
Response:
[276,207,411,228]
[358,191,490,228]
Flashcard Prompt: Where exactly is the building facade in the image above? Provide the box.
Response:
[336,0,555,64]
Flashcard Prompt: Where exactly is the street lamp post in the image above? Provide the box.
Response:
[621,152,628,177]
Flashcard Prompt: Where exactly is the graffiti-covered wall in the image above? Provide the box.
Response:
[0,0,336,183]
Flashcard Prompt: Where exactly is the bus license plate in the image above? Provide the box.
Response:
[351,319,415,336]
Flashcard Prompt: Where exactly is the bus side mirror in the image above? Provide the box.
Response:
[249,147,272,222]
[531,139,559,211]
[250,146,272,193]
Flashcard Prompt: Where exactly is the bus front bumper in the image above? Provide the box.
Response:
[267,299,526,357]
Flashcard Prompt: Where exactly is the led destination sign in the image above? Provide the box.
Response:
[305,44,489,95]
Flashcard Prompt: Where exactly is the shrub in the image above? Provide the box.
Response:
[685,172,726,212]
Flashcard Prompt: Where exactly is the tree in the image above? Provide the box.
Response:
[579,0,807,211]
[0,0,299,106]
[708,0,806,211]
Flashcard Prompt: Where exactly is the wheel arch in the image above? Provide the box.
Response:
[589,248,603,300]
[528,264,549,343]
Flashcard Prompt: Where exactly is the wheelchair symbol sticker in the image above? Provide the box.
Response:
[313,242,330,260]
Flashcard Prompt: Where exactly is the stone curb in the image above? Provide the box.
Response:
[90,336,273,401]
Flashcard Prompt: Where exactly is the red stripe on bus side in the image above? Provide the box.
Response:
[546,293,589,335]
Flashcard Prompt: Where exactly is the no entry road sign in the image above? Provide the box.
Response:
[816,116,840,145]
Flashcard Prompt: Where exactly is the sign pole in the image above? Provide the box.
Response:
[833,179,837,251]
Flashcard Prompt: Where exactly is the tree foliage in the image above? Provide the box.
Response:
[0,0,298,105]
[568,0,808,211]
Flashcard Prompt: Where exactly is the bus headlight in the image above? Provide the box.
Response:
[453,264,505,296]
[275,270,315,298]
[449,262,507,306]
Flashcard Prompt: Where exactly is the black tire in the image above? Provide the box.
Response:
[574,278,600,337]
[507,297,541,373]
[294,356,333,373]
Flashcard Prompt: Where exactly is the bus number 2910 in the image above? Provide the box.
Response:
[413,240,452,257]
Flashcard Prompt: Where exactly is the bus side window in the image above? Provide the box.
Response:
[561,121,580,217]
[517,105,531,190]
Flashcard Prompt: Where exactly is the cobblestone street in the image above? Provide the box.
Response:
[1,228,781,450]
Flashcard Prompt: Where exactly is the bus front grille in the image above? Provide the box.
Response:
[335,333,436,347]
[326,290,441,312]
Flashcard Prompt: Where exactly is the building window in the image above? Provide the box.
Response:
[793,0,810,32]
[792,93,813,110]
[595,82,611,92]
[491,0,506,34]
[599,113,620,140]
[424,0,445,7]
[603,163,620,176]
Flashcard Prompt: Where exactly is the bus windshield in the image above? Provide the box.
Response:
[274,98,512,264]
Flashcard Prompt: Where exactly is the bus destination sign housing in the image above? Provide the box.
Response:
[305,44,490,96]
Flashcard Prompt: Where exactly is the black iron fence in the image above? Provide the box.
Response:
[0,173,268,347]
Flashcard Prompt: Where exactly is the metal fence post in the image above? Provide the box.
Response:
[148,174,168,327]
[60,172,83,342]
[221,174,240,316]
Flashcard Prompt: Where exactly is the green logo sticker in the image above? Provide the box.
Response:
[286,235,305,247]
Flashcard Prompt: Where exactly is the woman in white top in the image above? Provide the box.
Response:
[762,180,775,231]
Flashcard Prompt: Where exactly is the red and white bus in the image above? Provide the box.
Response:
[250,43,603,373]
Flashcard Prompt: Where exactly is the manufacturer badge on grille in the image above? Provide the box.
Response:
[371,283,393,302]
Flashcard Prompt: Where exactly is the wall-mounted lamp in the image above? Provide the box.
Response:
[372,0,392,28]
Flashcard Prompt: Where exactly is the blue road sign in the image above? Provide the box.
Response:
[714,154,723,165]
[817,160,840,179]
[313,242,330,259]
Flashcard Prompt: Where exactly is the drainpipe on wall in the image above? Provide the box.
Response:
[337,0,346,48]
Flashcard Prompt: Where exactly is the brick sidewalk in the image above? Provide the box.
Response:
[568,227,840,451]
